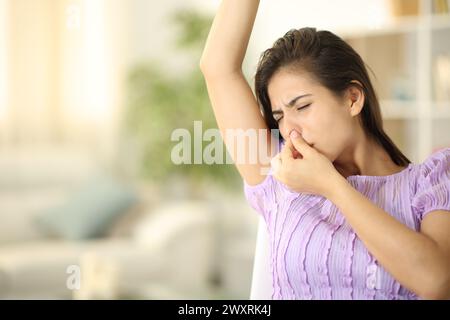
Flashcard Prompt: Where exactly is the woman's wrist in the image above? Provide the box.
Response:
[322,172,351,201]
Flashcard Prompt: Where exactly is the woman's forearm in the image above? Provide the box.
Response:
[200,0,260,75]
[326,176,450,299]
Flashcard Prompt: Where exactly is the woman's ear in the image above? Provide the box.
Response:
[347,80,365,117]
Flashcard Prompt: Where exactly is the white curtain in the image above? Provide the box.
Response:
[0,0,10,142]
[0,0,128,164]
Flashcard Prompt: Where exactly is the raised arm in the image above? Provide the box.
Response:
[200,0,272,186]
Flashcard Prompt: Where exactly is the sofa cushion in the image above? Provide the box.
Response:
[34,174,137,241]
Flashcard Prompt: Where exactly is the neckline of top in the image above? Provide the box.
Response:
[345,163,414,181]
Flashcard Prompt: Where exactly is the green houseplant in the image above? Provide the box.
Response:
[122,9,241,192]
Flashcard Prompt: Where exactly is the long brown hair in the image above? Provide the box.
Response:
[254,27,410,166]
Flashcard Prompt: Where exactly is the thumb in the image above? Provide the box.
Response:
[281,136,295,159]
[289,130,314,157]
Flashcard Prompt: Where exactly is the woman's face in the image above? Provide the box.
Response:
[267,69,360,162]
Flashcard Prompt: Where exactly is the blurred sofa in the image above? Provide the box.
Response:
[0,146,258,299]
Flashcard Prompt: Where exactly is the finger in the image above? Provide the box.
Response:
[281,138,294,159]
[289,130,314,157]
[282,137,303,160]
[270,154,282,173]
[271,155,285,182]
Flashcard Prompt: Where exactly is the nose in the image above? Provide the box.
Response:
[281,116,302,140]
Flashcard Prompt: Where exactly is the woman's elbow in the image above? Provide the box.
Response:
[417,272,450,300]
[199,56,210,74]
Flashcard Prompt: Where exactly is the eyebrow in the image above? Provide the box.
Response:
[272,94,312,114]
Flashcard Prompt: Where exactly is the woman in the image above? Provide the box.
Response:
[200,0,450,299]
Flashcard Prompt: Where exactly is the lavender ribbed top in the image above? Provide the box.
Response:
[244,148,450,300]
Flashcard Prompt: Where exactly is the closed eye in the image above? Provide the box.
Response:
[297,103,311,111]
[273,104,311,123]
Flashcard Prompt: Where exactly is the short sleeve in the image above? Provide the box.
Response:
[242,138,286,222]
[411,148,450,220]
[243,168,278,222]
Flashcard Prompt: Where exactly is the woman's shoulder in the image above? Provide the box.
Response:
[243,167,295,198]
[416,147,449,178]
[409,147,450,195]
[410,147,450,220]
